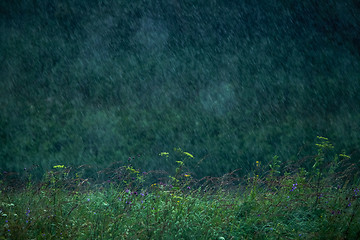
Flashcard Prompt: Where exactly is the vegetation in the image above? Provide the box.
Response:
[1,137,359,239]
[1,1,359,238]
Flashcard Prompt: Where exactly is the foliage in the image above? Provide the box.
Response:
[1,141,360,239]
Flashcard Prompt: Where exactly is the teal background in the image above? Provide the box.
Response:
[1,0,359,179]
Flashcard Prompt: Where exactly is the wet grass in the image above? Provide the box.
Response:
[1,139,359,239]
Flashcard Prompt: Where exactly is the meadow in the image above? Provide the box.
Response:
[1,137,359,240]
[1,2,360,239]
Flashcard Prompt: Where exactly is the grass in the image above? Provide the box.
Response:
[1,138,359,240]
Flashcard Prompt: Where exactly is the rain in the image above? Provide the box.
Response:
[1,1,359,182]
[1,1,360,239]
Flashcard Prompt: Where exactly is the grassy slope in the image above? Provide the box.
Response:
[1,138,359,240]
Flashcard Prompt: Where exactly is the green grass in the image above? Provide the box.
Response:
[1,139,359,239]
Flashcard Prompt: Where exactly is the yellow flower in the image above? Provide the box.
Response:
[317,136,328,140]
[184,174,191,178]
[173,195,183,200]
[183,152,194,158]
[53,165,65,169]
[159,152,169,157]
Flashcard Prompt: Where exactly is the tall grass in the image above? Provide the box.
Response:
[1,138,359,239]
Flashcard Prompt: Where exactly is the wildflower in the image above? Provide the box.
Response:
[159,152,169,157]
[184,174,191,177]
[53,165,65,169]
[183,152,194,158]
[290,183,298,192]
[317,136,328,140]
[354,189,359,196]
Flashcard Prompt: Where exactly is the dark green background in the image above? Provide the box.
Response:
[1,0,359,179]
